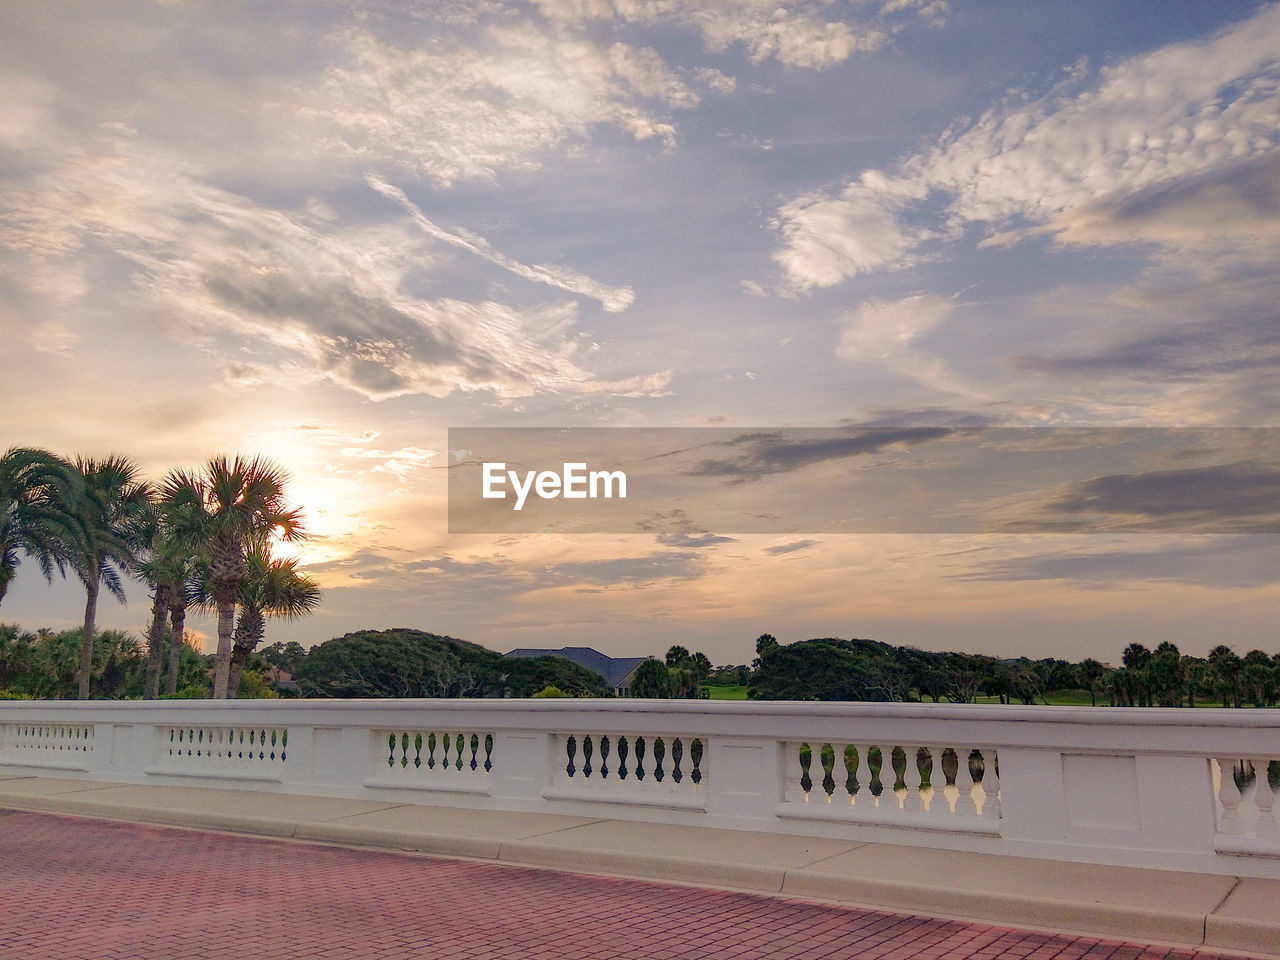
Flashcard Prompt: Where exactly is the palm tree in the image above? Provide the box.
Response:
[163,456,303,698]
[225,544,319,696]
[0,447,78,608]
[137,517,205,700]
[65,456,153,699]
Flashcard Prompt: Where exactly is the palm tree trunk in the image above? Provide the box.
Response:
[164,605,186,696]
[212,597,236,698]
[227,641,252,698]
[143,590,168,700]
[77,574,99,699]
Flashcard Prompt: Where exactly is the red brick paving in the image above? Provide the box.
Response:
[0,810,1259,960]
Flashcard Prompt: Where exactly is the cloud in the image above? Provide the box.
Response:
[956,536,1280,589]
[773,4,1280,289]
[656,532,738,548]
[367,174,635,312]
[764,539,819,555]
[0,133,668,402]
[1009,311,1279,382]
[1025,461,1280,533]
[687,427,953,481]
[313,24,697,185]
[836,293,953,361]
[530,0,918,69]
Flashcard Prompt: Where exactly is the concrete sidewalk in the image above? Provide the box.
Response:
[2,773,1275,958]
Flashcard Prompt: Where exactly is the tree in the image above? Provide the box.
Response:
[0,623,37,690]
[260,640,308,675]
[296,628,503,698]
[1207,645,1243,708]
[1076,658,1106,707]
[64,456,153,699]
[752,633,779,670]
[163,456,303,698]
[629,657,672,698]
[136,510,205,700]
[0,447,78,608]
[225,545,320,697]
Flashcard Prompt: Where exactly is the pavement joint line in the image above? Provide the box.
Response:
[786,840,870,870]
[311,802,409,822]
[510,816,609,840]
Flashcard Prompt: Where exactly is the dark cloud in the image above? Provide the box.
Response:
[1033,461,1280,533]
[1086,154,1279,232]
[1008,310,1279,381]
[656,532,737,548]
[846,409,1002,428]
[955,536,1280,589]
[764,539,820,555]
[686,427,954,482]
[540,552,707,586]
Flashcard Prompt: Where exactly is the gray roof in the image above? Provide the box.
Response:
[505,646,647,687]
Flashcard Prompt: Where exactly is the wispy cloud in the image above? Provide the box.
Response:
[366,174,635,312]
[773,4,1280,289]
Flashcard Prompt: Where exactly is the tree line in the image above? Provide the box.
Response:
[1,447,318,700]
[740,635,1280,707]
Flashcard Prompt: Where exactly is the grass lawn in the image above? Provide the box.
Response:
[705,684,748,700]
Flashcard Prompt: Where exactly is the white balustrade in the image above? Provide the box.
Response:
[0,722,94,770]
[366,729,494,794]
[0,699,1278,878]
[1212,756,1280,856]
[148,724,289,780]
[545,732,707,809]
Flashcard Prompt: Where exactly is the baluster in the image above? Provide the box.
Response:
[599,736,611,781]
[927,745,950,816]
[1254,759,1278,837]
[783,742,808,804]
[426,732,437,769]
[798,747,819,798]
[617,737,629,780]
[819,743,835,799]
[842,744,860,807]
[672,738,684,785]
[691,739,704,787]
[454,733,465,771]
[953,747,978,815]
[980,749,1001,819]
[861,745,881,806]
[440,732,452,774]
[582,735,594,780]
[653,737,666,784]
[483,734,493,773]
[1215,757,1243,834]
[565,735,577,779]
[903,744,924,811]
[634,737,646,781]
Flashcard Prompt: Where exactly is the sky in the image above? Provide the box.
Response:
[1,0,1277,667]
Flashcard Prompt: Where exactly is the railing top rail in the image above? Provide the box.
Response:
[2,697,1279,729]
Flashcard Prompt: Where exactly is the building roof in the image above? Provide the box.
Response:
[505,646,647,688]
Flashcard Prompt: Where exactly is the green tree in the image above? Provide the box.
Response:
[629,657,672,698]
[225,545,320,697]
[260,640,308,675]
[64,456,153,699]
[752,633,779,671]
[163,455,303,698]
[1076,658,1106,707]
[0,623,37,690]
[0,447,78,608]
[1207,645,1243,707]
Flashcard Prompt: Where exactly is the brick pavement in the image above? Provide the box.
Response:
[0,810,1261,960]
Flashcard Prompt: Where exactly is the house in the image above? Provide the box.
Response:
[504,646,647,697]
